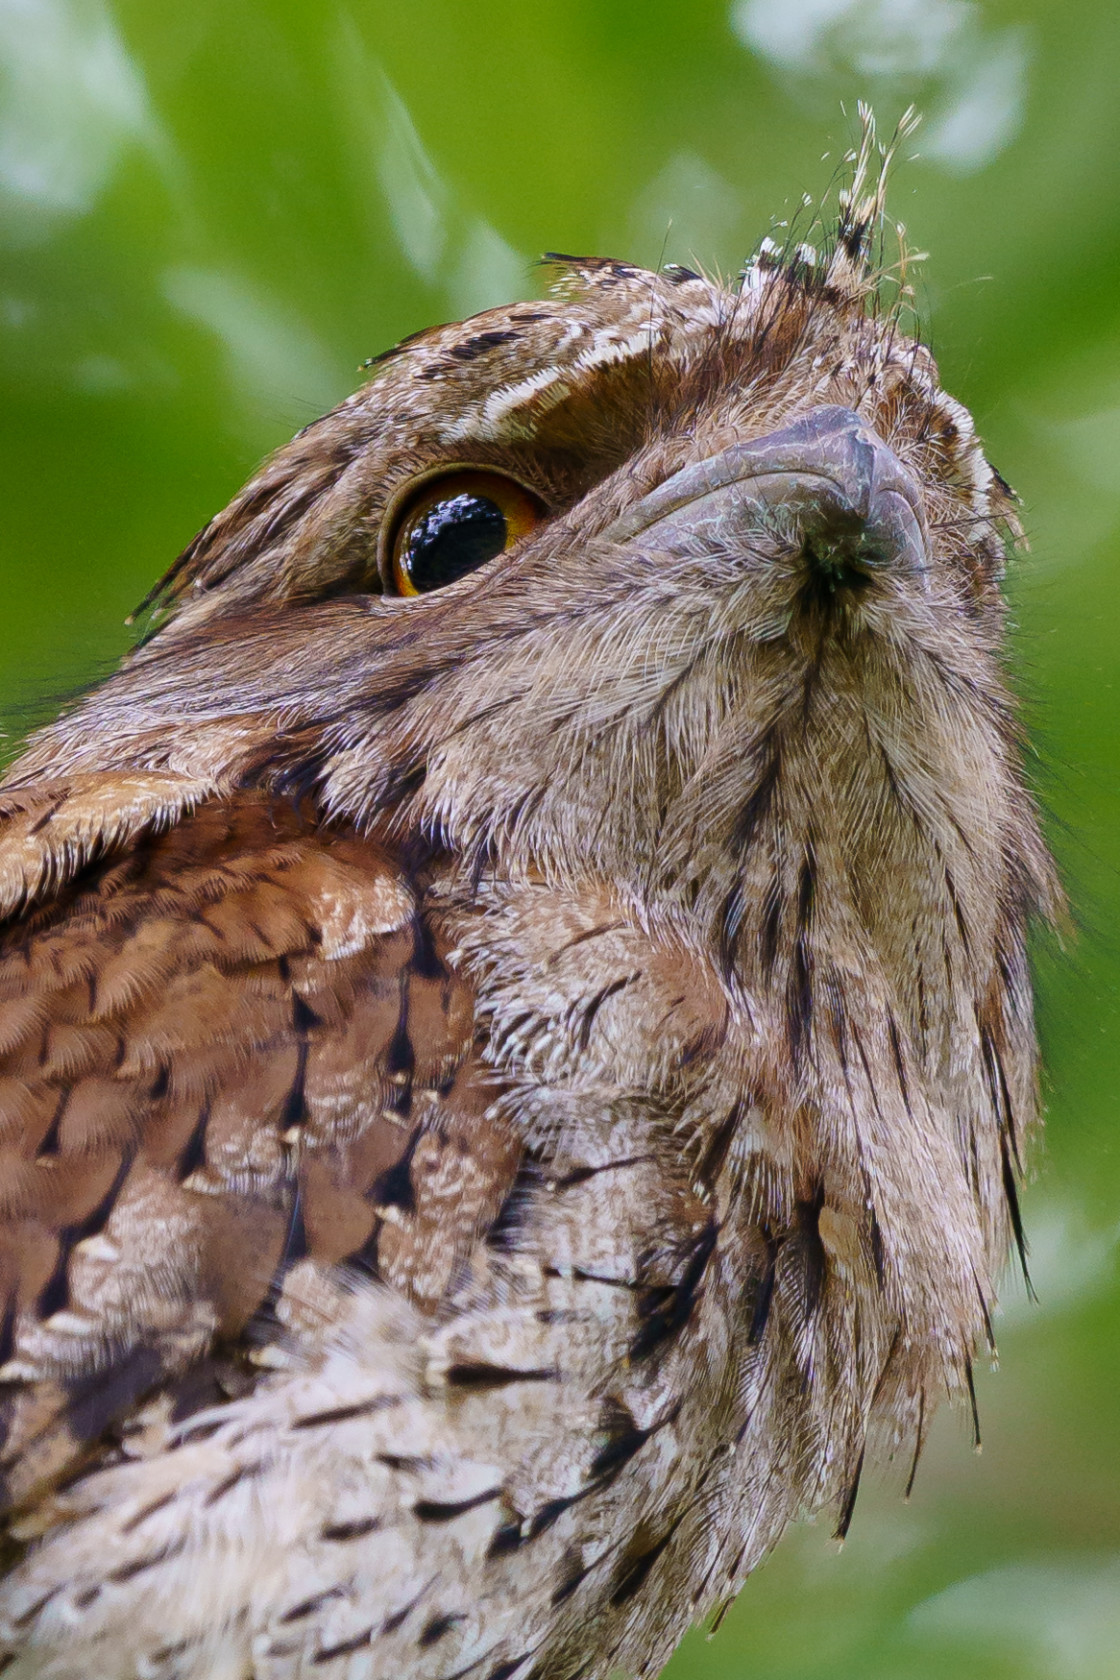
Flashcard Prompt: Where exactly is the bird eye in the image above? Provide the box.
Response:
[386,470,545,596]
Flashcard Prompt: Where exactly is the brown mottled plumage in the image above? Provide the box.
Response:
[0,126,1057,1680]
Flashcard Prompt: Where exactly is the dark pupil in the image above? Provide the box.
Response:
[402,492,507,591]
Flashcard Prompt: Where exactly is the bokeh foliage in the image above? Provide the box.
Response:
[2,3,1119,1675]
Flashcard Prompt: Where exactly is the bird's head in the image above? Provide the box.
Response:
[11,140,1058,1088]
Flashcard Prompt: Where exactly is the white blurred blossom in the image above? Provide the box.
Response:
[0,0,163,225]
[730,0,1032,172]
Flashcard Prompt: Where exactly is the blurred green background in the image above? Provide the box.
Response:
[2,1,1119,1675]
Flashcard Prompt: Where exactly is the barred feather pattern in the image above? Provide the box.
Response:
[0,133,1057,1680]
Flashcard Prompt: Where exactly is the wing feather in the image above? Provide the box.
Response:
[0,788,511,1524]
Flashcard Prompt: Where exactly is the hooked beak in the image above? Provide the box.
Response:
[604,405,931,594]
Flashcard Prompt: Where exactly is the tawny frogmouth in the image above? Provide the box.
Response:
[0,146,1057,1680]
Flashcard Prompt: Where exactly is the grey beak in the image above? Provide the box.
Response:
[605,405,931,591]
